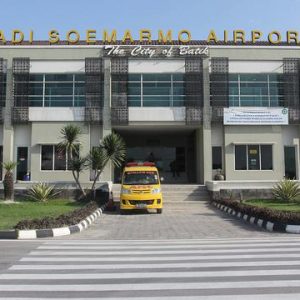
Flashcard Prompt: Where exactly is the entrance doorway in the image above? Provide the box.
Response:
[17,147,28,181]
[284,146,297,179]
[114,128,197,183]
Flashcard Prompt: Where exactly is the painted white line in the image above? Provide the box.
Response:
[1,296,300,300]
[11,260,300,270]
[2,280,300,291]
[77,223,84,232]
[21,253,300,262]
[17,230,37,239]
[42,237,300,244]
[37,242,300,250]
[257,219,264,227]
[28,247,300,256]
[81,220,88,228]
[266,222,274,231]
[4,269,300,280]
[52,227,70,237]
[286,225,300,234]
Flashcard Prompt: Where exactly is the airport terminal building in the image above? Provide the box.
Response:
[0,39,299,188]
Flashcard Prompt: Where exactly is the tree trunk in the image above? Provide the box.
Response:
[3,171,14,200]
[72,169,86,199]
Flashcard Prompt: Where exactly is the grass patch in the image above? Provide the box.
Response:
[0,199,84,230]
[245,199,300,212]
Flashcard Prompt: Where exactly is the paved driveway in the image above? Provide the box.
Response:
[58,201,285,240]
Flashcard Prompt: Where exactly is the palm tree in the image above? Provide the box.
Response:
[59,125,87,198]
[88,133,126,193]
[69,156,88,198]
[2,161,18,201]
[59,124,81,160]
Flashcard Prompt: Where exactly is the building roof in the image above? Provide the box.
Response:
[1,40,300,46]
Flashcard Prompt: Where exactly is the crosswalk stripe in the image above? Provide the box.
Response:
[2,296,300,300]
[20,253,300,261]
[3,269,300,280]
[42,237,300,244]
[2,280,300,291]
[4,238,300,299]
[10,260,300,270]
[28,247,300,255]
[36,242,300,250]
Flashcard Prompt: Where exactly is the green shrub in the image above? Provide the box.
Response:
[272,179,300,203]
[28,183,59,202]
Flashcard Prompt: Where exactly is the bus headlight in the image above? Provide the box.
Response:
[151,188,161,194]
[121,188,131,195]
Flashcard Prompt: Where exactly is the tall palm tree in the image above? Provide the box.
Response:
[88,133,126,192]
[2,161,18,201]
[59,125,86,198]
[69,156,88,198]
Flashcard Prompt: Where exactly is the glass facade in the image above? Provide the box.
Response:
[128,73,185,107]
[29,74,85,107]
[0,74,6,107]
[229,74,284,107]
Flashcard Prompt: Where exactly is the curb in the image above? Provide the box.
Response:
[211,201,300,234]
[0,203,107,240]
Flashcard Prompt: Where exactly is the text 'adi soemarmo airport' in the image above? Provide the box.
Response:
[0,29,299,195]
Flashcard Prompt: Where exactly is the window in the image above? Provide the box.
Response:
[228,74,284,107]
[235,145,247,170]
[41,145,78,171]
[127,73,185,107]
[0,73,6,107]
[212,146,222,169]
[235,144,273,170]
[29,74,85,107]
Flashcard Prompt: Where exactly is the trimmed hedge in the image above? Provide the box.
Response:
[14,201,99,230]
[216,199,300,225]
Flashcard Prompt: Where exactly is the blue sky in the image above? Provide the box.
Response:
[1,0,300,40]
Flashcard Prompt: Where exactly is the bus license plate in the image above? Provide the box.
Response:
[135,203,147,209]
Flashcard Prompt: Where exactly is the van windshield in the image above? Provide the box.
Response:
[123,171,159,185]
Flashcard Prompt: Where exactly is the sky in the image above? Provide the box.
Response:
[1,0,300,41]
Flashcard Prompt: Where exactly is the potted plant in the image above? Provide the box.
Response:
[214,169,225,181]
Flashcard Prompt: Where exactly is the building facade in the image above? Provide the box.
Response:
[0,41,299,186]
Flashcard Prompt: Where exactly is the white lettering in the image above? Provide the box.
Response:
[105,45,125,56]
[131,45,156,58]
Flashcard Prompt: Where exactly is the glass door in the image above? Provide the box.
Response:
[17,147,28,181]
[284,146,297,179]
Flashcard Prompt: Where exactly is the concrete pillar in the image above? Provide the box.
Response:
[101,57,112,181]
[195,127,203,183]
[3,59,14,176]
[202,57,212,183]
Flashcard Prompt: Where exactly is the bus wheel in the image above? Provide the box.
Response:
[157,209,162,214]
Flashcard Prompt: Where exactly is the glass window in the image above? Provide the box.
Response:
[248,145,260,170]
[127,73,185,107]
[235,145,247,170]
[54,146,66,170]
[0,73,6,107]
[226,73,284,107]
[235,144,273,171]
[212,147,222,170]
[41,145,79,171]
[41,145,53,170]
[261,145,273,170]
[29,73,85,107]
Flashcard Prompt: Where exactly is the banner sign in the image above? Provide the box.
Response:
[104,45,209,58]
[1,29,300,45]
[223,107,289,125]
